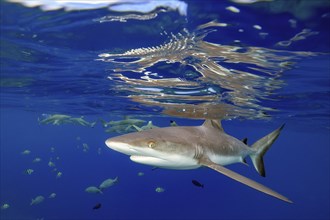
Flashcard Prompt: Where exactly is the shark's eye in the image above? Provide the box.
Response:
[148,141,156,148]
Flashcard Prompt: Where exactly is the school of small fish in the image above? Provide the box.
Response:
[1,115,180,212]
[85,176,119,194]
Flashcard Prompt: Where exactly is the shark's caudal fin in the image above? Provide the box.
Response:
[199,158,292,203]
[132,125,143,132]
[250,124,285,177]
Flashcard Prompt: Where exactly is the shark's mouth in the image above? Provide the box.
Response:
[130,155,169,167]
[129,154,200,170]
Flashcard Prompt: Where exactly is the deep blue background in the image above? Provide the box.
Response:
[1,109,329,220]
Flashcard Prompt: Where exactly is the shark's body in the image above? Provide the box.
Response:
[105,120,291,203]
[39,114,96,127]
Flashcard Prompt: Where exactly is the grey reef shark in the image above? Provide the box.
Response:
[105,119,292,203]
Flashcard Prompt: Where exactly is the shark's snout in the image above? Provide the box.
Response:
[105,138,137,156]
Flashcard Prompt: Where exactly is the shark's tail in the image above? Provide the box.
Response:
[250,124,285,177]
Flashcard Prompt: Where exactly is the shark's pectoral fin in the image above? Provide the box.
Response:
[198,158,292,203]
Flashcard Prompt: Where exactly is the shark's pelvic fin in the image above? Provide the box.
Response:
[202,120,224,132]
[240,157,249,166]
[199,157,292,203]
[250,124,285,177]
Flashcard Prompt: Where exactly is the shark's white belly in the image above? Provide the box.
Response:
[130,155,201,170]
[208,154,243,166]
[130,153,243,169]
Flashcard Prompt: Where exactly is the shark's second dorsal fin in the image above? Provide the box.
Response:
[202,120,224,132]
[241,138,248,145]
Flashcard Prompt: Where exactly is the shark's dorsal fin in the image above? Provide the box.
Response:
[202,120,224,132]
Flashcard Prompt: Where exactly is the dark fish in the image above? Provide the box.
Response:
[192,180,204,188]
[151,166,159,171]
[93,203,102,210]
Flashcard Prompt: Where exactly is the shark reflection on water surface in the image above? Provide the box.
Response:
[106,119,292,203]
[99,20,315,120]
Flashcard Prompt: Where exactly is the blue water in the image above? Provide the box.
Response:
[1,0,329,219]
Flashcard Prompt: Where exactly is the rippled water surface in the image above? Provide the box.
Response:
[1,0,329,220]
